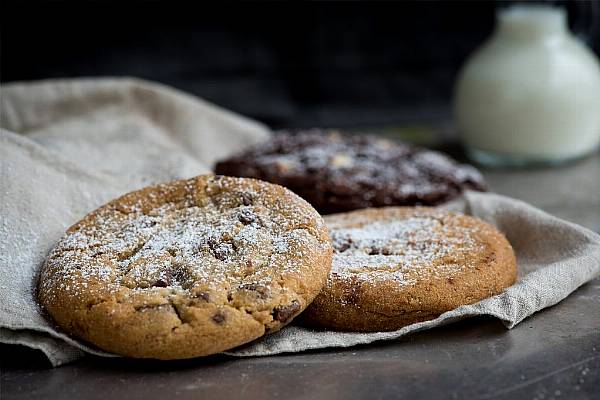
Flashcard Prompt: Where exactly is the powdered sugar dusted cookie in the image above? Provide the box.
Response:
[301,207,516,331]
[38,175,332,359]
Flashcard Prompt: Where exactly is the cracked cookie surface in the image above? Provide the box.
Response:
[38,175,333,359]
[214,130,487,214]
[301,207,516,332]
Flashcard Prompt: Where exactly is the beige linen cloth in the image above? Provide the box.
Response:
[1,78,599,367]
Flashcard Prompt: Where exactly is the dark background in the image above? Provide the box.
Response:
[2,0,599,129]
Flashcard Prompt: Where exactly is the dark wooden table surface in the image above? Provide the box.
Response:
[2,147,599,400]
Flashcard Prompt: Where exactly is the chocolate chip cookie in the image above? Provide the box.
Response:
[301,207,516,331]
[38,175,333,359]
[214,130,487,214]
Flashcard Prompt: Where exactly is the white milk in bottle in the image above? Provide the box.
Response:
[454,5,600,166]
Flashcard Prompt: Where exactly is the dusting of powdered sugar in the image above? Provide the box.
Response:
[40,177,329,301]
[328,212,484,286]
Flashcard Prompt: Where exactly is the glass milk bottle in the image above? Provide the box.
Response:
[454,5,600,166]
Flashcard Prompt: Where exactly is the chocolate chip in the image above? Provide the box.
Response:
[338,243,350,252]
[212,312,225,324]
[272,300,301,323]
[172,268,188,283]
[336,238,352,253]
[367,246,392,256]
[208,239,231,261]
[153,279,169,288]
[239,283,270,299]
[213,248,228,260]
[192,291,210,302]
[238,209,257,225]
[240,193,253,206]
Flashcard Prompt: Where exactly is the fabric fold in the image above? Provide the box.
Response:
[1,78,598,367]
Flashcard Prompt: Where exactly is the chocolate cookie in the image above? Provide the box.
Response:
[301,207,516,331]
[38,175,333,359]
[214,130,486,214]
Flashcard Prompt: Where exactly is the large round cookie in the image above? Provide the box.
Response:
[301,207,516,331]
[38,175,333,359]
[214,130,487,214]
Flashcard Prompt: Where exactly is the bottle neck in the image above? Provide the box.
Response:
[496,5,568,41]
